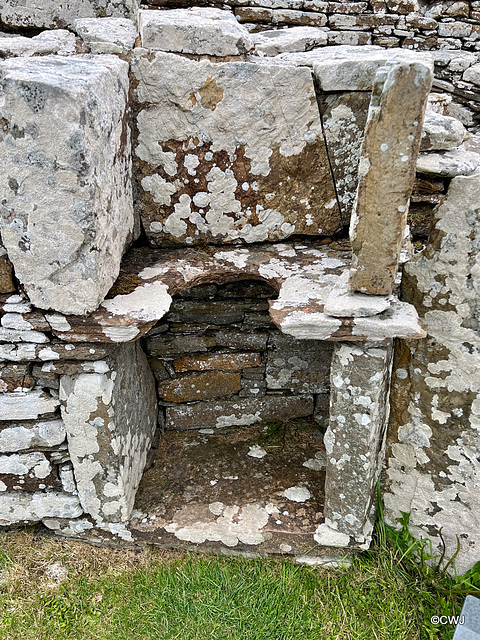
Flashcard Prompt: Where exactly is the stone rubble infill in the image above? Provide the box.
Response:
[139,7,253,55]
[0,30,76,58]
[416,146,480,176]
[421,111,466,151]
[349,61,433,295]
[0,55,133,316]
[75,17,138,54]
[27,242,426,344]
[251,26,328,55]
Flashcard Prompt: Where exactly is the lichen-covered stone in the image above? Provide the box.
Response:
[318,91,370,224]
[173,352,261,373]
[0,388,59,421]
[0,491,82,524]
[60,342,157,523]
[416,148,480,177]
[384,172,480,574]
[165,395,314,430]
[0,418,66,452]
[132,50,341,245]
[421,111,466,151]
[0,451,60,491]
[324,340,393,542]
[0,55,133,315]
[75,17,137,55]
[349,61,433,295]
[0,363,34,392]
[0,0,139,30]
[139,7,253,56]
[0,30,76,57]
[252,26,327,56]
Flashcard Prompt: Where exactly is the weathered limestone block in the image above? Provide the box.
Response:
[0,418,65,452]
[75,17,137,55]
[464,64,480,88]
[60,342,157,523]
[0,0,139,30]
[132,51,341,245]
[385,172,480,574]
[0,55,133,315]
[0,491,82,524]
[0,30,76,58]
[421,111,466,151]
[0,388,59,421]
[158,371,242,402]
[349,61,433,295]
[165,395,314,430]
[318,91,370,223]
[0,451,60,491]
[252,26,327,56]
[265,333,332,393]
[416,148,480,177]
[324,341,393,541]
[139,8,253,56]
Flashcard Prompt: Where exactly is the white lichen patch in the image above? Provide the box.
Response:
[283,486,311,502]
[247,445,267,459]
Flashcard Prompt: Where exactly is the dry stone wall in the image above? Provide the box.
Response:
[0,1,479,568]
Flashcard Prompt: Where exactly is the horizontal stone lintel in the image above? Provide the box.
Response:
[24,241,425,345]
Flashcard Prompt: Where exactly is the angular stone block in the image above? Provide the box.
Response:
[0,418,66,452]
[0,55,133,315]
[349,61,433,295]
[0,491,82,524]
[60,342,157,523]
[173,352,261,373]
[139,7,253,56]
[0,388,59,421]
[266,333,332,394]
[165,395,314,430]
[318,91,370,224]
[0,0,139,30]
[158,371,242,402]
[252,26,327,56]
[75,18,138,55]
[0,451,60,491]
[0,30,76,58]
[421,111,465,151]
[0,363,34,392]
[132,51,341,245]
[324,341,393,540]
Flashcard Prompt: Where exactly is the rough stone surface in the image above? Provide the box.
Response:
[324,270,392,318]
[0,245,15,294]
[349,61,433,295]
[325,341,393,541]
[0,418,66,452]
[165,395,314,430]
[132,50,341,245]
[139,8,253,56]
[0,0,139,30]
[384,172,480,574]
[60,342,157,523]
[0,55,133,315]
[421,111,466,151]
[318,91,370,224]
[158,370,242,402]
[0,491,82,524]
[252,26,327,56]
[75,17,137,54]
[0,451,59,491]
[0,388,59,421]
[0,363,34,392]
[265,332,332,393]
[416,148,480,177]
[0,30,76,57]
[173,352,261,372]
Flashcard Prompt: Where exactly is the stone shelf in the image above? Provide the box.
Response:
[23,240,425,344]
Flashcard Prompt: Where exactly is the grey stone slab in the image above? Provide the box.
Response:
[349,61,433,295]
[0,55,133,315]
[0,418,66,452]
[75,17,138,54]
[416,148,480,177]
[60,342,157,523]
[324,341,393,542]
[139,7,253,56]
[252,26,327,56]
[454,596,480,639]
[0,388,60,421]
[421,111,466,152]
[0,30,76,58]
[0,491,82,524]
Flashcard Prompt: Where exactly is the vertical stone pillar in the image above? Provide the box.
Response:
[349,61,433,295]
[322,340,394,543]
[60,342,157,523]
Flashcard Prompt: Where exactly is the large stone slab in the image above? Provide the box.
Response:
[0,30,76,58]
[318,91,370,224]
[252,26,327,56]
[0,418,66,452]
[324,340,393,542]
[349,61,433,295]
[0,491,82,524]
[60,342,157,523]
[132,51,341,245]
[0,55,133,315]
[0,0,139,30]
[0,451,60,492]
[75,18,137,55]
[139,7,253,56]
[0,388,59,421]
[384,172,480,574]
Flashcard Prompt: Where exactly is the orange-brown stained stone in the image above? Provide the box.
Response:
[173,352,261,373]
[158,371,242,402]
[0,363,34,392]
[0,253,15,294]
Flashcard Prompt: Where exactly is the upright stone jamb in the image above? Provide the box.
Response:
[321,341,394,544]
[349,60,433,295]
